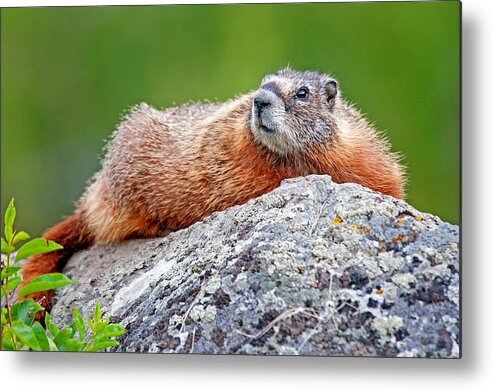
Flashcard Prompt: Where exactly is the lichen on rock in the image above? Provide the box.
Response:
[50,175,460,357]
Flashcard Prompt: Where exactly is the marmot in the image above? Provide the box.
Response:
[20,68,405,312]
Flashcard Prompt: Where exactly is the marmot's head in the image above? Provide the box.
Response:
[250,68,339,155]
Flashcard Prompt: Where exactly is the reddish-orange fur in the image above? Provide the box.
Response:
[20,212,93,316]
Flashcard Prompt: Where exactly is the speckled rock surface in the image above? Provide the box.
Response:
[51,175,460,357]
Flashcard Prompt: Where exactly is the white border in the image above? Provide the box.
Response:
[2,1,493,389]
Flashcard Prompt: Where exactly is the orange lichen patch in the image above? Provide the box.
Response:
[349,224,371,234]
[416,216,423,222]
[376,289,384,295]
[396,217,407,225]
[332,216,343,224]
[364,249,371,255]
[392,234,405,243]
[353,250,359,255]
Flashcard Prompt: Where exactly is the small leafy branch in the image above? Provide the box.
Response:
[1,198,125,351]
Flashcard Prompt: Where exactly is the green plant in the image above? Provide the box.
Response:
[1,198,125,351]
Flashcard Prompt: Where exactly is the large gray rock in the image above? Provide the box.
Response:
[51,175,460,357]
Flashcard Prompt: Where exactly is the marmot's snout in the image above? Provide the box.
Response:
[253,94,271,111]
[252,88,283,133]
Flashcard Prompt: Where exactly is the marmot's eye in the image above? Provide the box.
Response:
[295,87,309,100]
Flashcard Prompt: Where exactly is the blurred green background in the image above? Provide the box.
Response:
[1,2,460,235]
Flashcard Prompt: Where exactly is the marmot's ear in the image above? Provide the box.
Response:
[325,79,338,106]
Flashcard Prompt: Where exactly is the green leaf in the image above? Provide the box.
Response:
[4,198,15,243]
[94,323,125,340]
[69,322,77,339]
[91,301,109,334]
[13,231,30,246]
[47,338,59,351]
[11,299,44,325]
[1,308,8,326]
[1,327,16,350]
[1,237,15,254]
[15,238,63,263]
[91,339,119,351]
[94,300,101,323]
[63,338,84,352]
[53,328,72,349]
[18,273,73,297]
[32,322,50,351]
[3,276,23,295]
[11,320,41,351]
[94,318,109,334]
[45,312,59,338]
[1,266,21,280]
[95,322,106,335]
[86,317,94,332]
[72,307,86,342]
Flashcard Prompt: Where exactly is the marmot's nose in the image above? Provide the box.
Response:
[254,96,272,110]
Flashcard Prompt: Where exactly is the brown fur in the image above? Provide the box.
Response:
[19,68,405,313]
